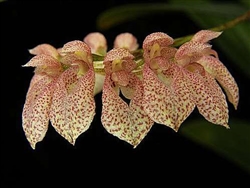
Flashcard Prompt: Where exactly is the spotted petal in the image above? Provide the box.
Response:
[101,74,153,147]
[23,54,60,67]
[198,56,239,109]
[49,66,95,145]
[184,68,229,128]
[191,30,222,43]
[129,74,154,147]
[175,41,211,66]
[23,54,63,77]
[22,74,56,149]
[28,43,59,59]
[162,65,196,130]
[101,75,134,145]
[142,64,176,130]
[143,32,174,60]
[60,40,93,66]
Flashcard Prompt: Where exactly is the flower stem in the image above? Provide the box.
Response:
[211,10,250,32]
[173,10,250,47]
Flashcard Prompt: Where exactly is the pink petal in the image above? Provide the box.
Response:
[101,75,134,145]
[60,40,93,66]
[142,64,177,130]
[103,48,134,62]
[23,54,60,67]
[83,32,107,56]
[111,70,129,87]
[162,65,196,130]
[29,43,59,59]
[103,48,135,74]
[198,56,239,109]
[160,47,177,59]
[101,74,153,147]
[120,85,134,99]
[191,30,222,43]
[184,68,229,128]
[148,56,170,70]
[49,66,96,145]
[143,32,174,50]
[175,41,211,66]
[61,40,91,55]
[114,32,139,51]
[143,32,174,60]
[22,74,56,149]
[128,74,154,147]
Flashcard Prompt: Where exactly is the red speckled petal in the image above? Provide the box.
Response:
[60,40,91,55]
[184,69,229,128]
[198,56,239,109]
[143,32,174,50]
[163,65,196,130]
[142,64,176,130]
[50,67,96,145]
[23,54,60,67]
[22,74,56,149]
[104,48,134,62]
[26,73,48,94]
[120,85,134,99]
[175,41,211,65]
[29,43,59,59]
[101,74,153,147]
[191,30,222,43]
[161,47,177,59]
[101,75,134,145]
[129,74,154,147]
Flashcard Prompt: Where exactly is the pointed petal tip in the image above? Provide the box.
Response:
[133,144,138,149]
[173,127,179,132]
[30,143,36,150]
[28,48,33,54]
[219,123,230,129]
[233,103,238,110]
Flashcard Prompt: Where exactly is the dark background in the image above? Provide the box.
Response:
[1,0,250,187]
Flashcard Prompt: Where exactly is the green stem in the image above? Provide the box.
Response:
[210,10,250,32]
[173,10,250,47]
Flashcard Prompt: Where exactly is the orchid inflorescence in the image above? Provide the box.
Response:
[22,30,239,149]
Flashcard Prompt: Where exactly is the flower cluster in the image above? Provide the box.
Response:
[22,30,239,149]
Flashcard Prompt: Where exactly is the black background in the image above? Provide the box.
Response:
[1,0,250,187]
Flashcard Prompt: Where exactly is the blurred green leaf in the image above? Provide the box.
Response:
[96,2,247,30]
[240,0,250,8]
[180,118,250,174]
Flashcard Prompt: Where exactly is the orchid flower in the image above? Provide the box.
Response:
[83,32,108,56]
[101,47,154,147]
[22,41,96,148]
[98,33,153,147]
[49,40,96,146]
[142,30,239,131]
[22,29,239,149]
[22,44,63,149]
[113,32,139,51]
